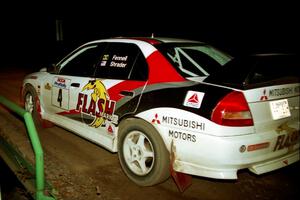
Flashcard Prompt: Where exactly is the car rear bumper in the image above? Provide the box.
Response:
[171,130,299,179]
[249,150,299,175]
[173,149,299,179]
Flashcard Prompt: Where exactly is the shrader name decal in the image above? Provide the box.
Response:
[183,91,205,109]
[110,54,128,68]
[76,80,117,128]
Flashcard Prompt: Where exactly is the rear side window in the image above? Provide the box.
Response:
[94,42,148,80]
[156,43,231,77]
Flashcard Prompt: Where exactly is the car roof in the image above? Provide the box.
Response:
[129,37,203,44]
[127,37,204,44]
[86,37,204,46]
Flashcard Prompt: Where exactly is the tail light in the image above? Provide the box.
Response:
[211,91,254,126]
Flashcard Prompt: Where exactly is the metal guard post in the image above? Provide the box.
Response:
[0,95,54,200]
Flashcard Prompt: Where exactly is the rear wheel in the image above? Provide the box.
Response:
[118,118,170,186]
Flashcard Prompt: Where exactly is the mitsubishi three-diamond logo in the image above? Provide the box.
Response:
[188,93,199,103]
[183,91,205,109]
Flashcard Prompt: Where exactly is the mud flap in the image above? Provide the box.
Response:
[35,96,54,128]
[170,141,192,192]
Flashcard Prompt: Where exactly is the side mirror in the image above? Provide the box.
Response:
[46,64,59,74]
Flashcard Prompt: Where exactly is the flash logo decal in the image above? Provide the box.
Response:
[76,80,116,128]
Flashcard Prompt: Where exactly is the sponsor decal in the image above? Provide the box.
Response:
[100,60,107,66]
[183,91,204,109]
[169,129,196,142]
[76,80,118,128]
[106,124,114,135]
[260,89,268,101]
[273,131,299,151]
[100,54,110,66]
[274,123,299,152]
[151,113,161,124]
[44,83,52,90]
[269,85,300,98]
[162,116,205,131]
[54,77,67,89]
[151,114,205,131]
[103,54,109,60]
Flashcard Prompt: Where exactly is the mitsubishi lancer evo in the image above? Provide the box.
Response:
[21,37,299,187]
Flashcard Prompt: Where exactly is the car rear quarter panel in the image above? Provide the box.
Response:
[135,82,299,178]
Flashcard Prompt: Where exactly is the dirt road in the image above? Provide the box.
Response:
[0,67,299,200]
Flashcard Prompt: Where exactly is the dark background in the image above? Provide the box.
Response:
[1,1,299,71]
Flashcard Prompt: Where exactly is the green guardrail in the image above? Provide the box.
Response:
[0,95,54,200]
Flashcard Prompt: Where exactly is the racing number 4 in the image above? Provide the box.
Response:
[52,77,70,109]
[51,86,69,110]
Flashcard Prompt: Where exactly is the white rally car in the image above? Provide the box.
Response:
[21,37,300,187]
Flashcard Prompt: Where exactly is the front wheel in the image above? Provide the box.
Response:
[24,86,40,123]
[118,118,170,186]
[23,85,54,129]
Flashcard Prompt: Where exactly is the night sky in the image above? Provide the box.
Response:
[2,1,299,70]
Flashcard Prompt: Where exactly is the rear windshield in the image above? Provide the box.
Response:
[155,43,232,77]
[205,54,300,89]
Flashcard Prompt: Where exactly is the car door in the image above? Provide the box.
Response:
[86,42,149,130]
[41,42,108,123]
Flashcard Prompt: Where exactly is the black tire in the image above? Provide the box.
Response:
[118,118,170,186]
[23,85,43,128]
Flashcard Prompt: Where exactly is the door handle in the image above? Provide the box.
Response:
[71,83,80,87]
[120,90,134,97]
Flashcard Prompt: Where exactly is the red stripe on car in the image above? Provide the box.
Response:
[147,51,186,83]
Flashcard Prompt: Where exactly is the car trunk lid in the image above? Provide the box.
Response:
[244,83,299,134]
[205,54,300,134]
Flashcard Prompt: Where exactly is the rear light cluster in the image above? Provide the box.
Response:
[211,91,254,127]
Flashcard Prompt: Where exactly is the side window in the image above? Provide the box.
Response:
[59,43,107,77]
[95,43,148,80]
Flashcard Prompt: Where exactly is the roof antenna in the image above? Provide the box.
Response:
[151,33,154,38]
